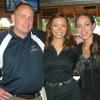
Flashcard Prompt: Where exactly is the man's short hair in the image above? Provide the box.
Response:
[14,3,34,13]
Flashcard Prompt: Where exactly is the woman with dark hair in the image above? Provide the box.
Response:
[75,13,100,100]
[44,13,81,100]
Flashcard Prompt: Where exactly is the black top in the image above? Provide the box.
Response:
[78,56,100,94]
[44,45,81,82]
[0,28,44,95]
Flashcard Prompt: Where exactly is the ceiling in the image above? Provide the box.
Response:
[0,0,100,18]
[40,0,100,17]
[40,0,100,7]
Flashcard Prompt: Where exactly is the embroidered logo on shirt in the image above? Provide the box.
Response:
[31,45,38,53]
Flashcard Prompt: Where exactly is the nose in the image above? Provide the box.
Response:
[57,26,63,31]
[25,18,30,23]
[81,26,86,32]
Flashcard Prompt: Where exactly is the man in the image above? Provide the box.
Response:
[0,3,44,100]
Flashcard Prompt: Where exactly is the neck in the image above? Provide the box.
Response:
[52,39,64,48]
[52,39,64,55]
[13,29,28,39]
[84,34,93,47]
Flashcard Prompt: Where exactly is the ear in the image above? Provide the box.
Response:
[92,23,96,31]
[11,14,15,23]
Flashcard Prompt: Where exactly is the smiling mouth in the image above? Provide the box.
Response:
[82,32,87,36]
[57,32,63,35]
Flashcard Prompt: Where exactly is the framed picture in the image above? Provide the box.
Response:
[5,0,39,13]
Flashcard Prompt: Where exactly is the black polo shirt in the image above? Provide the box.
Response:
[44,45,81,82]
[0,28,44,95]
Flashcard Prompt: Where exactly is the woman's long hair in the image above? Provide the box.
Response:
[91,34,100,58]
[44,13,75,49]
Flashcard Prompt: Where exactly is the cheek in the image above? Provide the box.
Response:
[15,20,23,25]
[87,27,93,33]
[14,22,20,28]
[51,28,56,33]
[63,28,67,32]
[89,31,93,36]
[29,19,33,24]
[30,22,33,27]
[63,29,67,34]
[52,26,56,30]
[92,26,95,31]
[77,28,81,33]
[52,31,56,36]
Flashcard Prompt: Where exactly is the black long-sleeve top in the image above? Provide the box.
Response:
[44,45,81,82]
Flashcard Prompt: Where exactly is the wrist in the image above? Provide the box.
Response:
[79,55,90,62]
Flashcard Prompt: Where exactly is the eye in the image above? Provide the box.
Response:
[19,15,26,20]
[52,24,58,27]
[62,24,67,27]
[86,23,90,26]
[29,17,33,19]
[53,24,57,26]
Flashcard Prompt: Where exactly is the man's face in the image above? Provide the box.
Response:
[11,5,34,38]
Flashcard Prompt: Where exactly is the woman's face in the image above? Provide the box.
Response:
[51,17,67,40]
[76,16,95,40]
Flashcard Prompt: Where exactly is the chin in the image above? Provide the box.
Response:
[81,35,88,39]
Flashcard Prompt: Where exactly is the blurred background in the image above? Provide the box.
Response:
[0,0,100,35]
